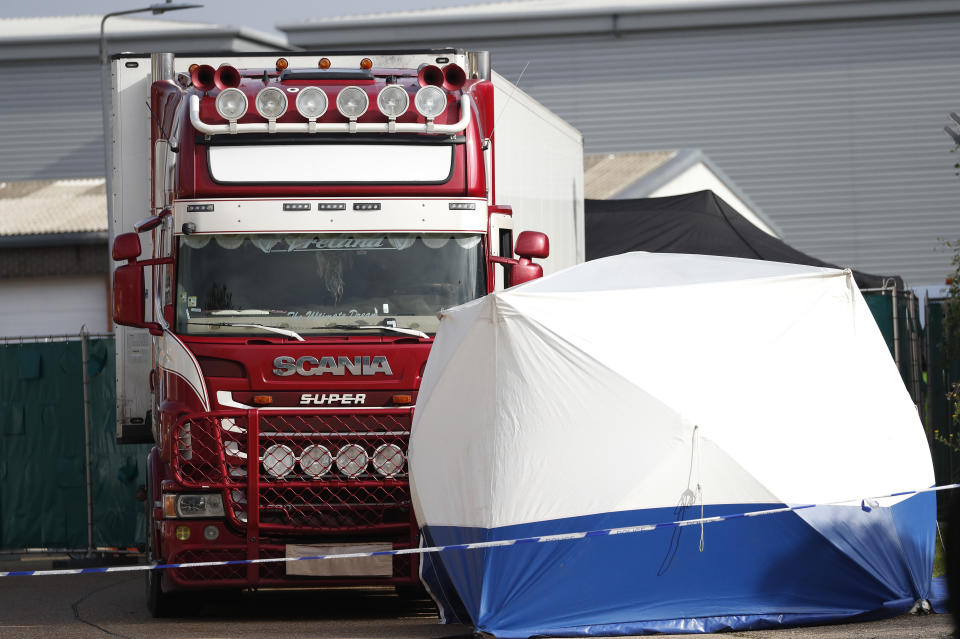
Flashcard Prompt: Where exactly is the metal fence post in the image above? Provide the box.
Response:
[81,329,95,557]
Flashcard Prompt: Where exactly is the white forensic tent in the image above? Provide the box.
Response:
[410,252,935,638]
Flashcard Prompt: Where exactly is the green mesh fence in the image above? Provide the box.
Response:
[863,291,923,407]
[0,336,150,552]
[926,298,960,516]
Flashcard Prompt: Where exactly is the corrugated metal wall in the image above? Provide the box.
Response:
[316,13,960,286]
[0,60,105,181]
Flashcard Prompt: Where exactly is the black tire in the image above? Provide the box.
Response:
[146,567,177,618]
[144,452,180,618]
[946,492,960,628]
[395,583,429,601]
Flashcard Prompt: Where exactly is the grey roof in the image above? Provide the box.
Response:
[0,179,106,238]
[584,150,676,199]
[0,15,290,60]
[584,150,783,236]
[279,0,957,45]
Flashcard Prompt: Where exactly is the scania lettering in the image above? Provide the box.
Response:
[273,355,393,376]
[106,50,583,616]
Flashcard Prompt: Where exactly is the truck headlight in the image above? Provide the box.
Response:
[377,85,409,119]
[256,87,288,120]
[216,88,248,121]
[337,86,368,119]
[415,86,446,119]
[163,493,225,519]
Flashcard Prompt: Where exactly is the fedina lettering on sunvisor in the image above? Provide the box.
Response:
[273,355,393,376]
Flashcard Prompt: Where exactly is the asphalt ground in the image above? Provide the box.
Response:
[0,556,953,639]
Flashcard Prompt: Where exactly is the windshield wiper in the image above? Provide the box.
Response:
[312,324,430,339]
[189,322,305,342]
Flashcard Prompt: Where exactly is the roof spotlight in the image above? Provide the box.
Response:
[215,88,248,121]
[255,87,288,120]
[415,85,446,119]
[296,86,328,119]
[377,85,409,119]
[337,86,369,119]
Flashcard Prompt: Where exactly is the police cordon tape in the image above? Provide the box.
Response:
[3,482,957,578]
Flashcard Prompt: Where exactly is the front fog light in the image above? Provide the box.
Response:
[175,525,191,541]
[263,444,295,479]
[300,444,332,478]
[372,444,405,478]
[256,86,288,120]
[203,525,220,541]
[216,88,248,121]
[335,444,368,478]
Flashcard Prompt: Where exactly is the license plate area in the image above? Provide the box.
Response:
[285,543,393,577]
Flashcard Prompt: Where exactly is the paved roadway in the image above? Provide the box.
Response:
[0,560,953,639]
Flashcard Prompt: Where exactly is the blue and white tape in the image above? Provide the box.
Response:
[3,483,956,578]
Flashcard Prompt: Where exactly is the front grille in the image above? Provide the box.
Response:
[173,409,413,535]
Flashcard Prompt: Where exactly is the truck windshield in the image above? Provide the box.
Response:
[175,233,486,337]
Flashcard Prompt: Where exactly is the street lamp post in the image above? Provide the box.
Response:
[99,0,203,64]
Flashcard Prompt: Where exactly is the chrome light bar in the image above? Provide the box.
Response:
[190,93,471,136]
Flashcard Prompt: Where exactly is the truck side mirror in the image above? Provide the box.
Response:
[509,231,550,287]
[111,232,161,334]
[113,232,142,262]
[113,263,147,328]
[515,231,549,259]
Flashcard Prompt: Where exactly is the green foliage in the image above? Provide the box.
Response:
[946,238,960,360]
[945,231,960,450]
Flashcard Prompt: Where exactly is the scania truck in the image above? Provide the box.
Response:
[107,50,583,615]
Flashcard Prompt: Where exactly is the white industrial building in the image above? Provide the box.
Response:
[0,16,286,337]
[281,0,960,288]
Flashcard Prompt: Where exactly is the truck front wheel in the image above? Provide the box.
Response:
[145,567,178,618]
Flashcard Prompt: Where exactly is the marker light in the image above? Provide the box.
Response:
[256,87,288,120]
[337,86,369,119]
[216,88,248,121]
[296,86,328,119]
[372,444,405,478]
[335,444,368,478]
[319,57,331,69]
[377,85,409,119]
[263,444,295,479]
[300,444,333,478]
[276,57,289,72]
[360,57,373,70]
[415,86,446,119]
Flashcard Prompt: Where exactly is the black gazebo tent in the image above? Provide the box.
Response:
[585,191,900,290]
